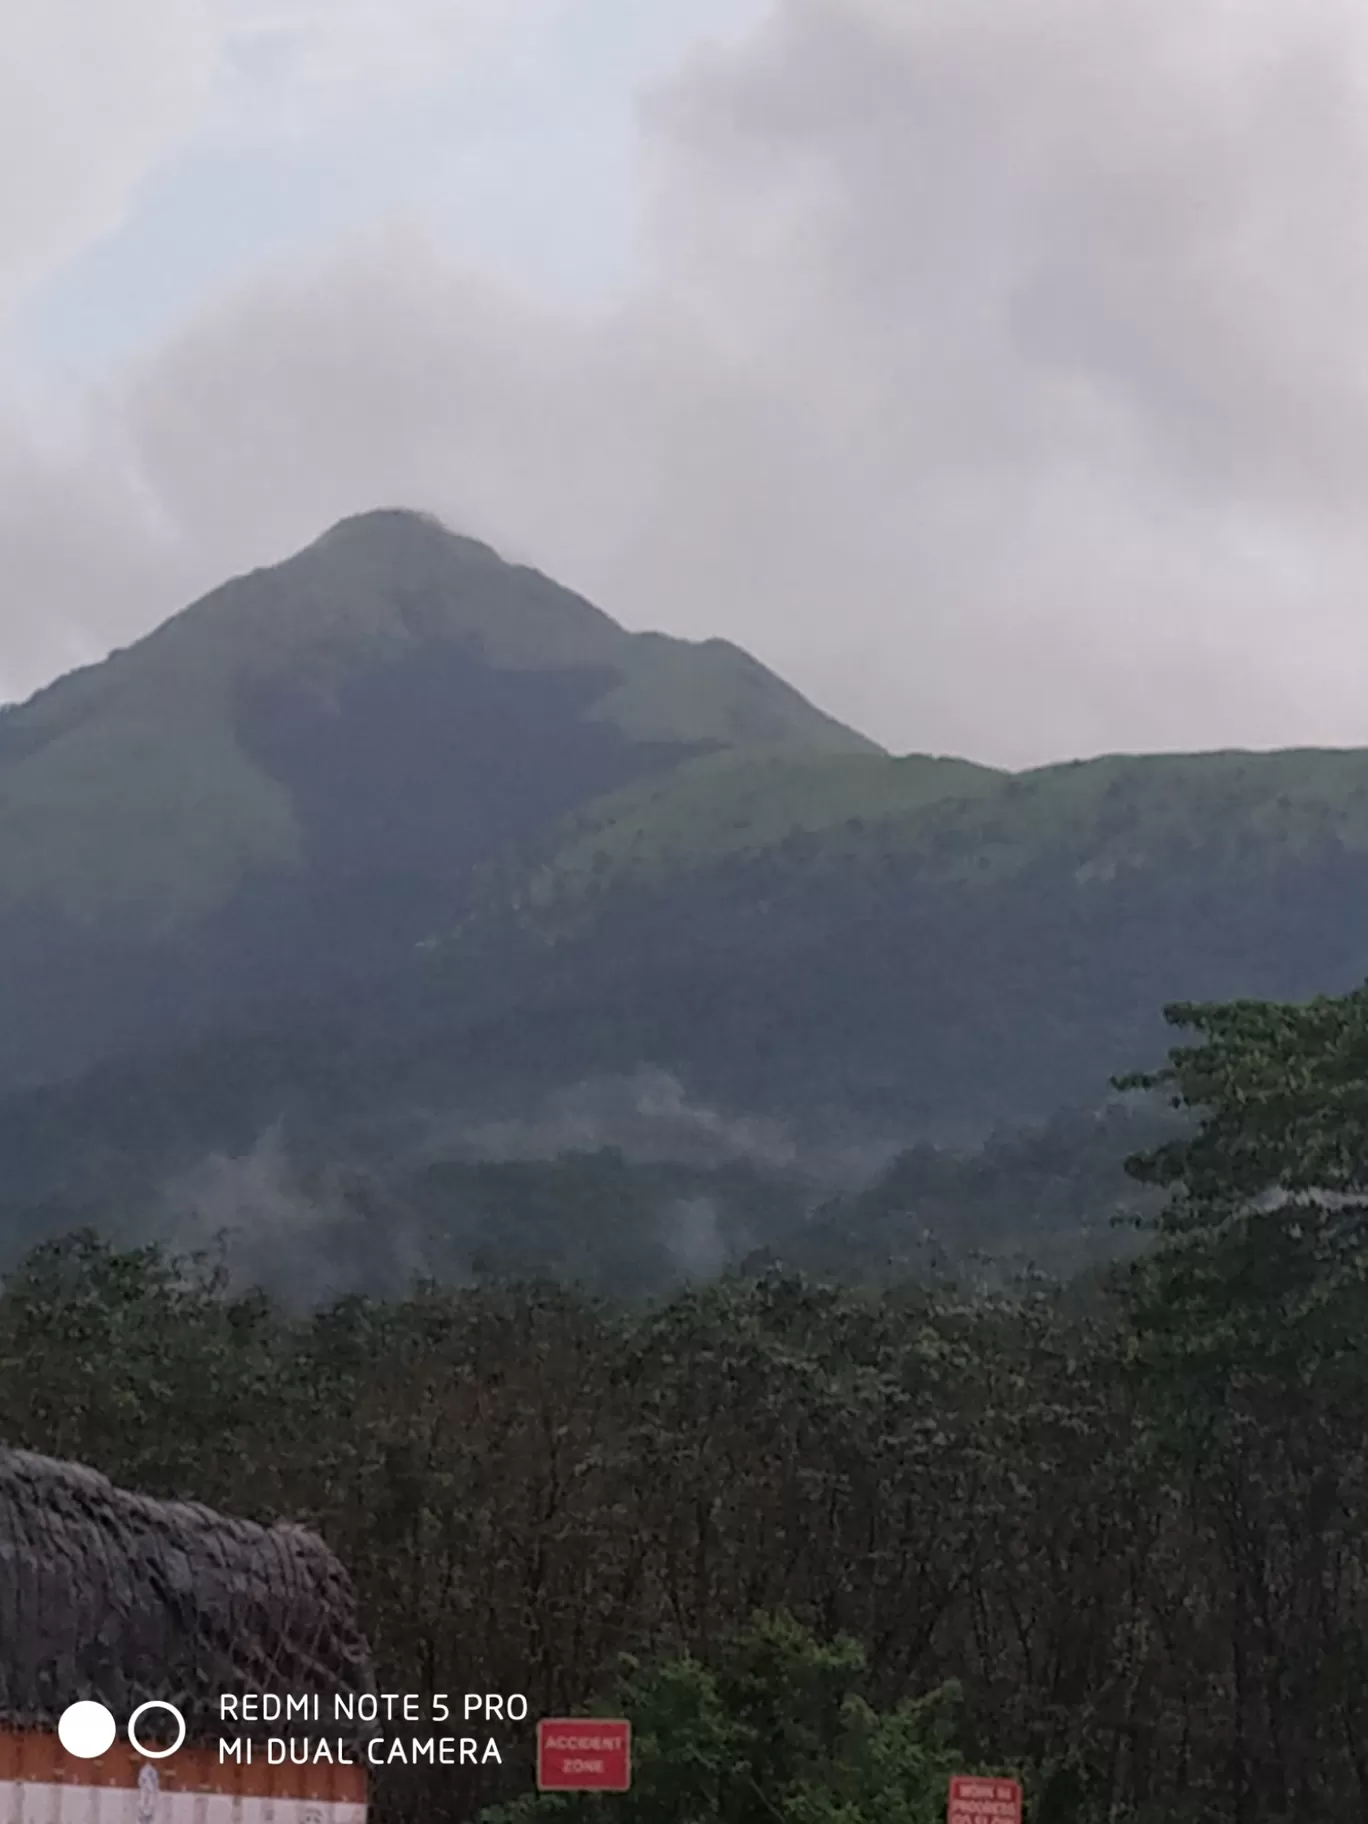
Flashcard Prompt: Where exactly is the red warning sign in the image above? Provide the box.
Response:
[947,1774,1023,1823]
[536,1719,631,1791]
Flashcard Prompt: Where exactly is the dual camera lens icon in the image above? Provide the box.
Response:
[58,1699,187,1761]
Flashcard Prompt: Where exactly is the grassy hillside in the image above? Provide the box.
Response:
[505,746,1003,909]
[502,744,1368,935]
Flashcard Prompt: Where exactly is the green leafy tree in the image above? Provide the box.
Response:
[1115,988,1368,1391]
[479,1611,969,1824]
[1117,988,1368,1819]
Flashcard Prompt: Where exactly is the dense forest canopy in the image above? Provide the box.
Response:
[5,983,1367,1822]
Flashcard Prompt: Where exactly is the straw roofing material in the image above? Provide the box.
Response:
[0,1447,376,1747]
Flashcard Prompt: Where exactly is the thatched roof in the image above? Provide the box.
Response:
[0,1447,376,1746]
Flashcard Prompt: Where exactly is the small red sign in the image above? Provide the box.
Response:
[947,1774,1023,1823]
[536,1718,632,1791]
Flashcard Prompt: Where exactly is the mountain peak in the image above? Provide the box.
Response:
[0,510,877,954]
[310,506,500,565]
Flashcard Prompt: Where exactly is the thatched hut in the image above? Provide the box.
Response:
[0,1446,376,1749]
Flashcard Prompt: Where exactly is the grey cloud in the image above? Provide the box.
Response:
[0,410,199,700]
[0,0,217,325]
[7,0,1368,763]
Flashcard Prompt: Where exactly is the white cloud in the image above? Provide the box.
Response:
[0,0,572,332]
[204,0,574,142]
[0,404,195,701]
[0,0,219,323]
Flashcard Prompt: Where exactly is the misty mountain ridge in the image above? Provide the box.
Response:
[6,509,1368,1282]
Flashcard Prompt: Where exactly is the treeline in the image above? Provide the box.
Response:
[2,986,1366,1820]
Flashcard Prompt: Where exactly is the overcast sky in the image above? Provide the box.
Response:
[4,0,1368,766]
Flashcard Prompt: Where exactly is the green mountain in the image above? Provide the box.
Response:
[7,510,1368,1244]
[382,741,1368,1141]
[502,743,1368,921]
[0,508,873,1086]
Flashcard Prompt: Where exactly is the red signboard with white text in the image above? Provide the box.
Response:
[536,1719,631,1791]
[947,1774,1023,1823]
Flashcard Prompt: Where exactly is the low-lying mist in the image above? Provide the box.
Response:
[0,1067,1172,1309]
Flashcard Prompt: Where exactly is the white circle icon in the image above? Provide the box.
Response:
[127,1701,187,1759]
[58,1701,117,1759]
